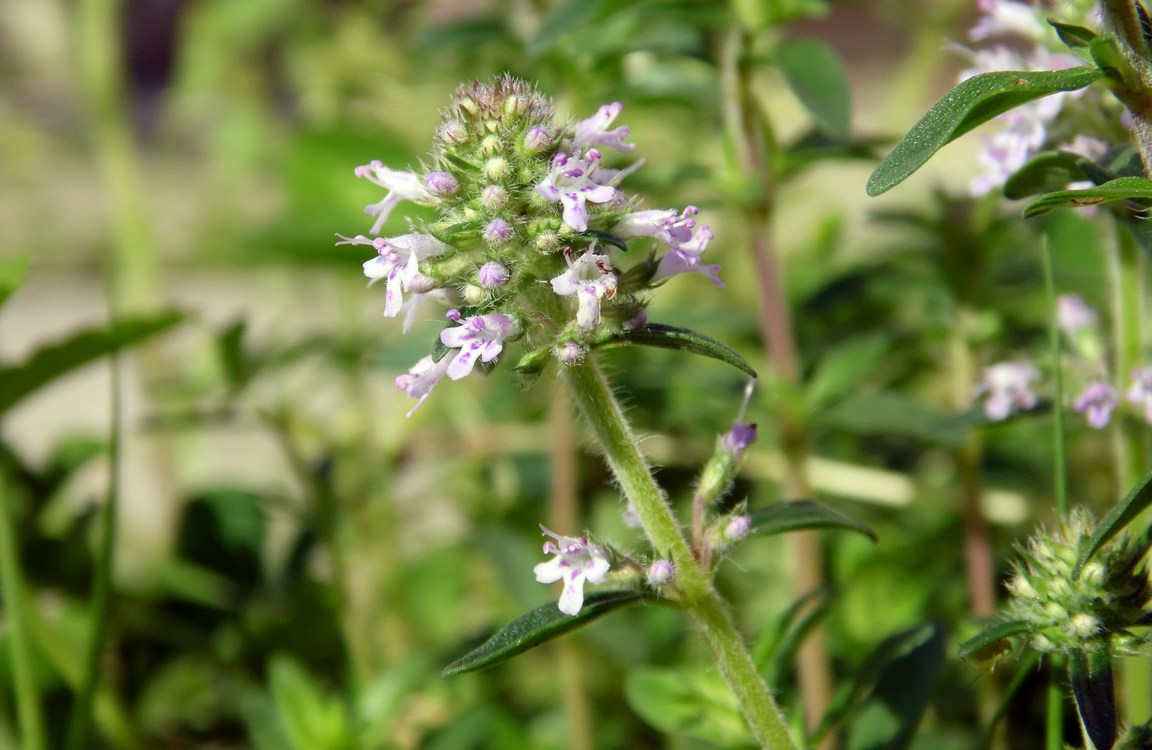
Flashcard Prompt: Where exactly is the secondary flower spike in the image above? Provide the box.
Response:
[337,77,723,413]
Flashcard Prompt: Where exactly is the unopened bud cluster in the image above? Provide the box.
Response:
[339,76,721,413]
[1006,507,1152,655]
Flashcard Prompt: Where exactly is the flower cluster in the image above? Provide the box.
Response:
[975,294,1152,430]
[339,77,720,413]
[1005,507,1152,655]
[958,0,1120,197]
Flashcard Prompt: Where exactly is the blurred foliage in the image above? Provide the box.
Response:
[0,0,1145,748]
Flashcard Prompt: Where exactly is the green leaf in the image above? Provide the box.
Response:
[442,590,654,676]
[805,334,891,410]
[816,391,965,448]
[1003,151,1090,200]
[0,311,186,417]
[269,656,350,750]
[775,37,852,140]
[625,666,752,747]
[528,0,606,54]
[1022,177,1152,218]
[1069,649,1117,750]
[753,588,834,685]
[1073,469,1152,577]
[597,324,757,378]
[843,623,946,750]
[1047,18,1098,50]
[748,500,876,542]
[866,67,1103,196]
[956,619,1031,660]
[1090,35,1127,82]
[0,257,29,309]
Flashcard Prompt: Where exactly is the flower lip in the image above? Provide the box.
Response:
[533,525,611,616]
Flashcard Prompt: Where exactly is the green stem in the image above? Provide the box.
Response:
[1040,236,1069,518]
[1046,655,1065,750]
[561,360,798,750]
[64,348,122,750]
[0,479,46,750]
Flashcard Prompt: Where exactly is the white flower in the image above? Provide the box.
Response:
[1127,367,1152,424]
[1057,294,1098,337]
[533,526,611,616]
[340,233,451,319]
[395,354,452,416]
[652,224,722,287]
[572,102,635,152]
[969,0,1045,41]
[439,309,520,380]
[354,162,437,235]
[550,250,618,329]
[536,150,618,232]
[976,361,1040,420]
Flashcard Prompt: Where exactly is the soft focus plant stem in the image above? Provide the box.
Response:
[562,360,798,750]
[1046,654,1065,750]
[0,477,45,750]
[1040,237,1069,519]
[65,342,122,750]
[549,388,594,750]
[721,23,833,735]
[1109,222,1152,726]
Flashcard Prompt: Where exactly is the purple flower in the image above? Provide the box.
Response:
[338,233,451,319]
[572,102,635,152]
[439,309,520,380]
[535,150,618,232]
[533,526,611,615]
[969,0,1044,41]
[1074,380,1118,429]
[555,341,586,365]
[1057,294,1098,337]
[395,354,452,416]
[652,224,722,287]
[722,422,758,457]
[550,250,618,329]
[976,361,1040,420]
[353,162,437,235]
[1127,367,1152,424]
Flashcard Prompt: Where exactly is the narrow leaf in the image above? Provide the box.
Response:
[957,619,1031,660]
[867,67,1103,196]
[1069,649,1117,750]
[0,311,186,416]
[1003,151,1090,200]
[1022,176,1152,217]
[805,334,891,409]
[845,623,946,750]
[1047,19,1098,50]
[597,324,757,378]
[748,500,876,542]
[775,37,852,140]
[442,590,654,676]
[1073,469,1152,577]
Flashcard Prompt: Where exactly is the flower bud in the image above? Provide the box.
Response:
[724,515,750,542]
[524,125,553,153]
[484,157,510,180]
[647,560,676,587]
[425,171,460,196]
[438,120,468,144]
[484,219,513,245]
[478,261,510,288]
[481,185,508,209]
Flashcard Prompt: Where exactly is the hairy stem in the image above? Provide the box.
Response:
[561,360,798,750]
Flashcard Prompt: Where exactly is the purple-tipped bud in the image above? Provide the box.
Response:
[478,261,510,288]
[1074,381,1118,429]
[556,341,586,365]
[647,560,676,587]
[624,309,648,330]
[725,515,750,542]
[722,422,757,457]
[484,219,513,244]
[524,125,553,153]
[481,185,508,209]
[424,171,459,196]
[439,120,468,144]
